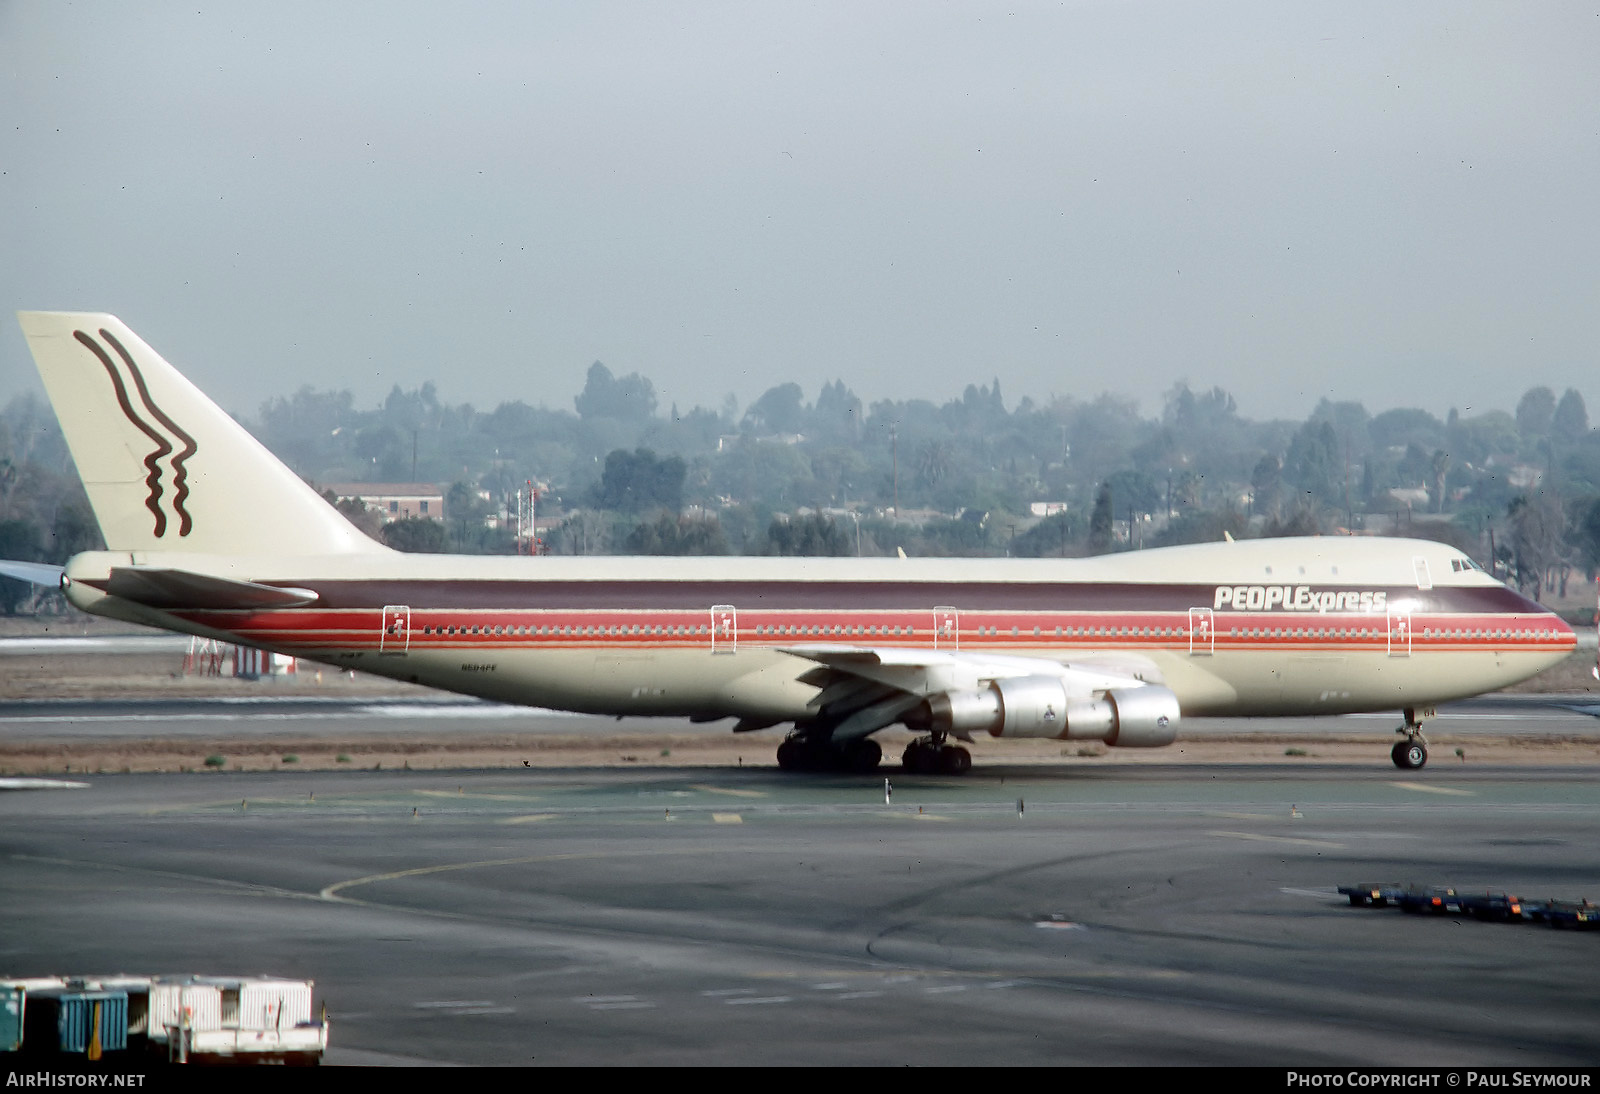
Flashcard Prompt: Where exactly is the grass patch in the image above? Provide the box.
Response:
[203,754,226,768]
[1284,747,1308,757]
[281,755,299,764]
[336,754,352,764]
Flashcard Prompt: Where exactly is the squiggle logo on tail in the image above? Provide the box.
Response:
[73,329,198,537]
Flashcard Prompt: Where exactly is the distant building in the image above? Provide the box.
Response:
[322,482,444,522]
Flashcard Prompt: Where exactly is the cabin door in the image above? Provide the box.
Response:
[1188,607,1214,655]
[1388,607,1412,657]
[711,604,737,653]
[380,605,411,654]
[933,606,960,649]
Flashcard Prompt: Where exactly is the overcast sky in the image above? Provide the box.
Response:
[3,2,1597,424]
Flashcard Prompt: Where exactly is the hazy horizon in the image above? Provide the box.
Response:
[5,2,1597,424]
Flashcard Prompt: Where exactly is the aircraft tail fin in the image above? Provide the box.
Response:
[17,312,387,557]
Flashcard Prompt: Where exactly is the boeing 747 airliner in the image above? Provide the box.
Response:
[5,312,1577,773]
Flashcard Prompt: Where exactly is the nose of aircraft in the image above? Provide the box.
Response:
[1544,605,1581,673]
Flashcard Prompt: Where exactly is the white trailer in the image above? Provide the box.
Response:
[161,977,326,1066]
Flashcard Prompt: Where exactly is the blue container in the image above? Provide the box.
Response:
[0,988,21,1052]
[30,991,128,1055]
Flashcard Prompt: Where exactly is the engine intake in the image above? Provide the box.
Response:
[919,676,1179,748]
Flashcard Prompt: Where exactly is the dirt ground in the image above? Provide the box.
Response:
[3,610,1599,775]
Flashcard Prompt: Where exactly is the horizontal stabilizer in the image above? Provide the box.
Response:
[84,568,319,610]
[0,560,66,586]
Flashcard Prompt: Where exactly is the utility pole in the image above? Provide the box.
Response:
[890,424,899,521]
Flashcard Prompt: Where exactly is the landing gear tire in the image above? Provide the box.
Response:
[940,746,972,775]
[776,737,807,771]
[842,737,882,773]
[1391,739,1428,770]
[901,738,972,776]
[777,735,882,773]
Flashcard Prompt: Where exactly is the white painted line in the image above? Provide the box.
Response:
[711,813,743,824]
[591,1001,656,1011]
[690,784,768,799]
[1391,781,1475,796]
[415,1000,496,1009]
[836,991,884,1000]
[924,984,967,994]
[725,996,793,1006]
[811,983,850,991]
[984,981,1021,990]
[1281,887,1341,899]
[700,988,758,997]
[575,995,641,1004]
[1206,830,1345,849]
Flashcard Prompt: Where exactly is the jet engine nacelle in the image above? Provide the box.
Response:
[921,676,1179,748]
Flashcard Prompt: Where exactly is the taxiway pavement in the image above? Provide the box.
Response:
[3,761,1599,1065]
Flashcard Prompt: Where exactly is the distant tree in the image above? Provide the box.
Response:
[1508,492,1564,600]
[764,513,852,556]
[575,362,658,421]
[916,441,954,488]
[1516,387,1557,441]
[1087,483,1115,555]
[1104,469,1161,516]
[1010,511,1077,558]
[1283,420,1342,507]
[624,513,730,555]
[1250,455,1282,517]
[743,383,807,436]
[1260,504,1322,538]
[1152,504,1246,547]
[1553,389,1589,445]
[591,448,686,513]
[445,481,493,549]
[1571,497,1600,575]
[1428,450,1451,513]
[381,517,448,553]
[321,489,383,541]
[546,510,612,555]
[48,501,100,561]
[814,380,863,443]
[1369,407,1443,451]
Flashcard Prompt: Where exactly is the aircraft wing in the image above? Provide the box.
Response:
[774,644,1164,741]
[0,560,65,586]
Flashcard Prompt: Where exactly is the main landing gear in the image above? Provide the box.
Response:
[1391,707,1429,770]
[901,735,972,776]
[776,734,882,773]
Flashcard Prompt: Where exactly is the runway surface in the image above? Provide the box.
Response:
[4,759,1600,1065]
[4,691,1600,741]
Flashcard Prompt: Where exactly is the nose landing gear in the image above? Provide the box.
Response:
[1391,707,1430,770]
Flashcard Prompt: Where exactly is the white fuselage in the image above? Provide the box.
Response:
[62,536,1575,727]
